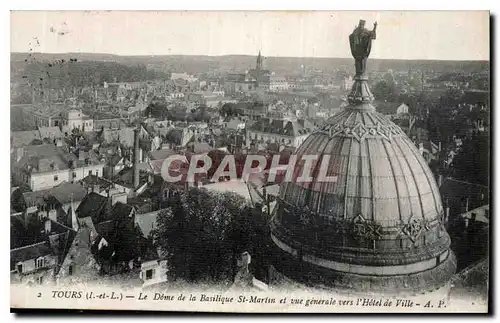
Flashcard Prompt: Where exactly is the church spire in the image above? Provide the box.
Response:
[256,50,262,71]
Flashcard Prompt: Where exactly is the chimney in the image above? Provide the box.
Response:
[464,217,469,229]
[70,194,79,231]
[438,174,443,187]
[445,206,450,224]
[111,191,128,206]
[48,209,57,222]
[133,126,141,188]
[44,218,51,234]
[16,147,24,162]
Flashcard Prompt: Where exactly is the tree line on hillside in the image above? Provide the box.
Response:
[16,60,170,90]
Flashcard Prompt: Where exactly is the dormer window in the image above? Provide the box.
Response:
[35,257,45,269]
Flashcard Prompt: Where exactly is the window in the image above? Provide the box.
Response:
[88,170,92,176]
[145,269,154,280]
[37,276,43,284]
[73,172,77,178]
[17,264,23,274]
[54,175,58,181]
[35,257,44,269]
[68,264,74,276]
[95,171,99,177]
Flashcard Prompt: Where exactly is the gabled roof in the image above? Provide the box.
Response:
[22,182,88,208]
[459,204,489,224]
[76,192,109,219]
[134,211,159,238]
[110,202,134,220]
[108,154,124,167]
[10,241,53,271]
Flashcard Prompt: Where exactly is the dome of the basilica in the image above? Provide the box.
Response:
[269,21,456,296]
[270,103,456,294]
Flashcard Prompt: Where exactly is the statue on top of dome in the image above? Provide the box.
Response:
[349,19,377,76]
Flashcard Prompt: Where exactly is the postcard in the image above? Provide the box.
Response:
[10,10,490,313]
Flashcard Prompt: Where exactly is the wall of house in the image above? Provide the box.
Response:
[140,259,168,288]
[11,254,57,286]
[29,164,105,191]
[246,131,295,148]
[57,228,99,284]
[11,266,55,286]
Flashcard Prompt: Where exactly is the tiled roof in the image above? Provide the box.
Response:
[76,192,109,219]
[80,175,114,191]
[11,130,42,148]
[10,241,53,271]
[148,148,177,161]
[113,166,150,188]
[248,118,315,137]
[50,182,88,205]
[14,144,77,173]
[96,220,115,240]
[110,202,134,220]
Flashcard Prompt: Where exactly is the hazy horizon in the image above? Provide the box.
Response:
[10,51,490,62]
[11,11,490,61]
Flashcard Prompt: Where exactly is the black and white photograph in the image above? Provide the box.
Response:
[9,10,490,313]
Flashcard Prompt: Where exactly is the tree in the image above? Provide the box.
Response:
[372,80,398,102]
[152,188,270,285]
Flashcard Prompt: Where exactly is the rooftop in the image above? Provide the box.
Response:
[23,182,88,207]
[248,118,315,137]
[76,192,109,219]
[10,241,53,271]
[11,130,42,148]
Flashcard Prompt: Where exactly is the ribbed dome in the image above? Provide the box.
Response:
[281,106,443,228]
[270,103,456,294]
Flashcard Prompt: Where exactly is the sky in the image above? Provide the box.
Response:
[10,11,490,60]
